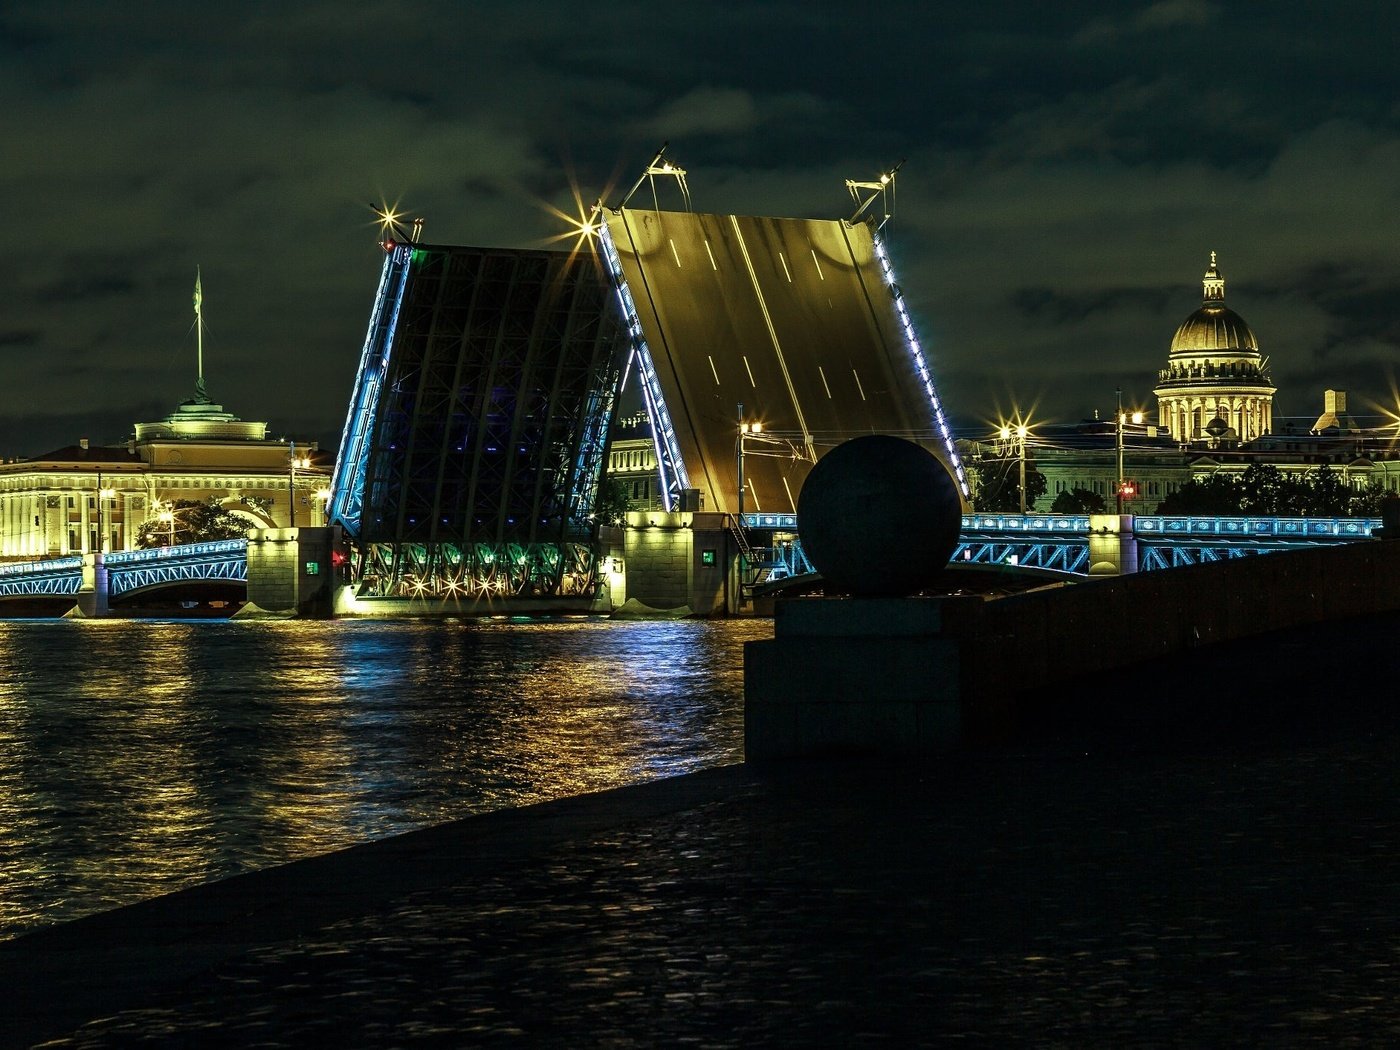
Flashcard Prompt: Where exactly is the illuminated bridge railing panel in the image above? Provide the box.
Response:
[106,539,248,596]
[1133,516,1380,539]
[0,556,83,597]
[960,514,1091,533]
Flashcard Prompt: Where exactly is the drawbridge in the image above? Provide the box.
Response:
[323,154,967,604]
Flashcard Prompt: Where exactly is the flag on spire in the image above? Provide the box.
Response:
[193,267,203,316]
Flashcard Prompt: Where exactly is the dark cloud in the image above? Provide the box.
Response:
[2,0,1399,454]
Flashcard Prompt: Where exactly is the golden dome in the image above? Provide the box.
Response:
[1170,303,1259,353]
[1169,252,1258,354]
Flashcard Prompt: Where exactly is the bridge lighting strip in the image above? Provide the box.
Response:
[598,220,691,510]
[330,243,414,534]
[870,236,969,499]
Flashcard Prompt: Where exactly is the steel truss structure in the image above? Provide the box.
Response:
[106,540,248,596]
[330,242,628,600]
[0,556,82,597]
[952,538,1091,574]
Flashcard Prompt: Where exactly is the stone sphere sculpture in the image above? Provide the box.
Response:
[796,435,962,597]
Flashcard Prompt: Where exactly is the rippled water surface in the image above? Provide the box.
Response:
[0,617,769,938]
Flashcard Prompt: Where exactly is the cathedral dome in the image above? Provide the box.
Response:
[1170,304,1258,353]
[1168,252,1259,354]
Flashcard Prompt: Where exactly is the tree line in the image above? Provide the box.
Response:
[976,462,1390,518]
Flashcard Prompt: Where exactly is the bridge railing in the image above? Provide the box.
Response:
[105,538,248,565]
[0,556,83,578]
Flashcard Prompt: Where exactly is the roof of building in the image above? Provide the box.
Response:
[1169,253,1260,355]
[22,444,141,465]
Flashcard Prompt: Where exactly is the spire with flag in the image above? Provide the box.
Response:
[193,267,209,403]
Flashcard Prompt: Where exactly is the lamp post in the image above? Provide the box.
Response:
[1115,388,1145,514]
[97,484,116,553]
[998,423,1030,513]
[736,404,762,524]
[157,501,176,547]
[288,443,311,528]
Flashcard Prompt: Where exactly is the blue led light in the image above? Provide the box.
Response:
[599,220,691,510]
[870,232,969,499]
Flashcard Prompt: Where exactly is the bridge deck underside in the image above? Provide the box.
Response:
[606,210,941,516]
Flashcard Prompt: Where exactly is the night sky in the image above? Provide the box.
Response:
[4,1,1399,458]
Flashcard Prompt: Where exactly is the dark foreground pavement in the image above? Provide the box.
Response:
[8,611,1400,1048]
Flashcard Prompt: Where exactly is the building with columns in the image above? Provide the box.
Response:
[0,388,331,561]
[1154,252,1276,444]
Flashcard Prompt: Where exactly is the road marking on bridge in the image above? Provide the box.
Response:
[729,214,815,462]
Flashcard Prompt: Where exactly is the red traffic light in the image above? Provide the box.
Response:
[1119,481,1137,499]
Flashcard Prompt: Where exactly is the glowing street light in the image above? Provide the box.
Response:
[737,405,763,522]
[315,487,332,526]
[1116,388,1146,514]
[288,443,312,528]
[997,421,1031,513]
[98,484,116,553]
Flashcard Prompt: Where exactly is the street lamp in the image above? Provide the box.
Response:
[156,500,176,547]
[98,485,116,553]
[998,422,1030,513]
[736,404,762,523]
[288,443,312,528]
[1116,388,1145,514]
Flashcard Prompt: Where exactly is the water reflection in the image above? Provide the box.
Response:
[0,617,768,938]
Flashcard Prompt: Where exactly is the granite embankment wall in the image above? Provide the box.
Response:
[952,537,1400,734]
[747,538,1400,757]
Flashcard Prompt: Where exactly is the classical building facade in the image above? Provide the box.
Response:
[0,389,331,560]
[1154,252,1276,444]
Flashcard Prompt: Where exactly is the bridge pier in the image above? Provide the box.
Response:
[1087,513,1138,576]
[240,527,339,618]
[71,554,110,618]
[619,511,731,616]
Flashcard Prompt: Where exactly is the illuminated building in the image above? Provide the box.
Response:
[0,389,330,560]
[963,254,1400,513]
[606,414,663,511]
[1154,253,1275,444]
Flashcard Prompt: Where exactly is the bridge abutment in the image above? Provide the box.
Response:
[241,527,338,618]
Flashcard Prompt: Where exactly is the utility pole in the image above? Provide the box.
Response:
[1017,426,1028,514]
[1116,387,1125,515]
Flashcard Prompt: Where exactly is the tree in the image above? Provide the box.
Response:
[594,476,631,528]
[973,457,1046,512]
[1155,473,1241,515]
[1050,487,1107,514]
[1302,464,1351,517]
[136,499,251,549]
[1349,480,1392,518]
[1236,463,1297,516]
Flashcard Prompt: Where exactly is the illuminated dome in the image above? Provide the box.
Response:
[1169,253,1258,353]
[1170,307,1258,353]
[1154,252,1275,445]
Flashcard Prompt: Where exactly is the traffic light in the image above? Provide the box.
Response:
[1119,480,1137,500]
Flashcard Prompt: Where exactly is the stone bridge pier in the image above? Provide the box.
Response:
[73,554,109,618]
[241,527,339,618]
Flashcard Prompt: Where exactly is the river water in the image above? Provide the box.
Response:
[0,616,769,940]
